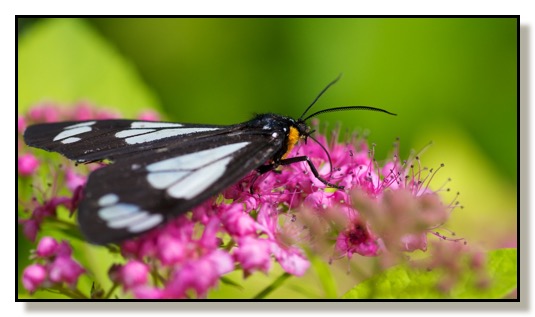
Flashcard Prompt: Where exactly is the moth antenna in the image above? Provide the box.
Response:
[303,106,396,122]
[299,73,343,121]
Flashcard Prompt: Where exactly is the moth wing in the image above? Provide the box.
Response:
[77,131,283,244]
[23,119,228,163]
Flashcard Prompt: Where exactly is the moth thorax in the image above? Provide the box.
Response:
[283,126,300,158]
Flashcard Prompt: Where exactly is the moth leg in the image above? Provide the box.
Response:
[250,155,343,193]
[249,163,278,194]
[278,156,344,189]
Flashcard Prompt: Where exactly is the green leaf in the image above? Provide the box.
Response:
[342,248,517,299]
[18,18,161,116]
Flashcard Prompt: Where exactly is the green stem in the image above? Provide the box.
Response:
[253,272,291,299]
[103,283,119,299]
[50,285,88,299]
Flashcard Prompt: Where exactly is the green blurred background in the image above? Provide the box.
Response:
[17,17,517,298]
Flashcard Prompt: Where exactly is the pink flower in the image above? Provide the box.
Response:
[132,286,165,299]
[36,236,59,257]
[22,238,86,294]
[400,233,428,252]
[20,219,39,242]
[120,260,149,290]
[72,101,95,121]
[165,250,233,298]
[28,102,60,122]
[18,153,40,176]
[233,236,272,275]
[351,189,449,255]
[270,243,310,276]
[56,240,73,257]
[18,116,27,134]
[156,235,186,265]
[252,202,312,276]
[220,203,259,237]
[22,264,47,293]
[65,169,87,192]
[48,256,85,286]
[137,110,160,121]
[335,221,380,257]
[95,109,120,119]
[20,196,72,242]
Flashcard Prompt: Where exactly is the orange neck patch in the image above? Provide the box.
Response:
[283,126,300,158]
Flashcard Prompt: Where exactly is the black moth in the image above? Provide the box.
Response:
[23,77,395,245]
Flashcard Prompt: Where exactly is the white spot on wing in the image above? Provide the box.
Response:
[115,129,155,138]
[65,121,96,129]
[147,142,249,171]
[97,198,163,233]
[98,203,139,220]
[147,171,189,189]
[128,214,163,233]
[107,211,150,228]
[167,157,231,199]
[131,122,184,129]
[61,137,81,144]
[124,128,220,144]
[98,194,119,207]
[53,126,92,141]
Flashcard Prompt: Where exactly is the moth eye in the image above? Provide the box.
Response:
[272,132,278,138]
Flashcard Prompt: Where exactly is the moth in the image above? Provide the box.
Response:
[23,77,395,244]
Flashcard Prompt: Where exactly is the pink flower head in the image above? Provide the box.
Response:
[48,256,85,286]
[36,236,59,258]
[65,169,87,192]
[18,153,40,176]
[270,242,310,276]
[233,236,272,276]
[56,240,73,257]
[133,286,165,299]
[156,234,186,265]
[120,260,149,290]
[335,221,380,258]
[137,110,160,121]
[351,189,450,255]
[22,264,47,293]
[28,102,60,122]
[95,109,120,119]
[18,116,27,134]
[20,219,39,242]
[165,250,233,298]
[72,101,95,121]
[220,203,258,237]
[400,233,428,252]
[19,195,72,242]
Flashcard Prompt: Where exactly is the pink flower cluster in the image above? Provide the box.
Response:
[18,102,460,299]
[22,237,85,294]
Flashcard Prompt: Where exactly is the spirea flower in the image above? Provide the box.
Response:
[119,260,150,290]
[19,102,466,299]
[35,236,59,257]
[18,153,40,176]
[22,264,47,293]
[22,237,85,294]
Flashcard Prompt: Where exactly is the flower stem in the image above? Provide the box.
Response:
[253,272,291,299]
